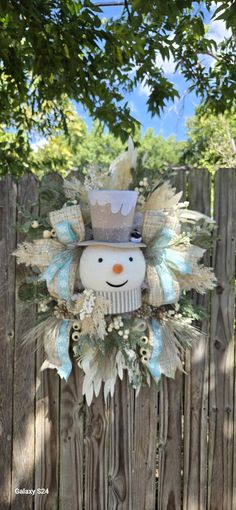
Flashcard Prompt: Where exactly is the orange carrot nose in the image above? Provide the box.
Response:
[112,263,123,274]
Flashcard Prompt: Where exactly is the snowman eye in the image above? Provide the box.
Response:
[129,257,133,262]
[98,257,103,263]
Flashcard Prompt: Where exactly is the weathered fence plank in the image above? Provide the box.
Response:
[34,367,60,510]
[158,375,183,510]
[234,316,236,507]
[11,175,38,510]
[0,175,17,509]
[132,383,158,510]
[108,377,134,509]
[183,168,211,510]
[35,174,61,510]
[158,168,188,510]
[84,389,111,509]
[208,169,236,510]
[59,364,85,509]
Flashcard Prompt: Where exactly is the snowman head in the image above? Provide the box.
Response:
[79,245,146,292]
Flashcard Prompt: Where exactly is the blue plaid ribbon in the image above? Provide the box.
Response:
[54,220,77,245]
[153,227,192,304]
[147,319,163,381]
[56,320,72,380]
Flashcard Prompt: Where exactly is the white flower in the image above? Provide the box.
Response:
[124,347,136,360]
[39,302,48,312]
[84,289,93,297]
[31,220,39,229]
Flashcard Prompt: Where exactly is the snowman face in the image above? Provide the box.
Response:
[79,245,146,292]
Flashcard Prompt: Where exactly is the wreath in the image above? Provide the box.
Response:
[15,141,216,405]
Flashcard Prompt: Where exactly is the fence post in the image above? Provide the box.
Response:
[0,175,17,508]
[11,174,38,510]
[158,168,188,510]
[35,174,61,510]
[208,168,236,510]
[183,168,211,510]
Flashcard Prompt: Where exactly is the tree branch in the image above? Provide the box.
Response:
[124,0,132,21]
[197,51,221,62]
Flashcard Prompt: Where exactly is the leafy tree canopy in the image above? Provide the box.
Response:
[0,0,235,149]
[30,104,183,180]
[30,104,124,177]
[182,109,236,172]
[1,99,235,179]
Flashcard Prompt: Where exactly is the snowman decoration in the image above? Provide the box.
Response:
[78,190,146,314]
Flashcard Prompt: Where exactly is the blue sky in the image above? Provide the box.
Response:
[75,2,230,141]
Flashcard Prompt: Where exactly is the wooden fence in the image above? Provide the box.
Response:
[0,168,235,510]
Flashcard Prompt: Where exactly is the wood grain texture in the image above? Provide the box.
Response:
[59,363,85,509]
[84,375,134,510]
[233,296,236,507]
[11,175,38,510]
[183,169,211,510]
[158,375,183,510]
[0,175,17,509]
[208,169,236,510]
[157,168,188,510]
[84,388,111,510]
[173,166,188,197]
[34,367,60,510]
[108,376,134,509]
[132,383,158,510]
[35,174,60,510]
